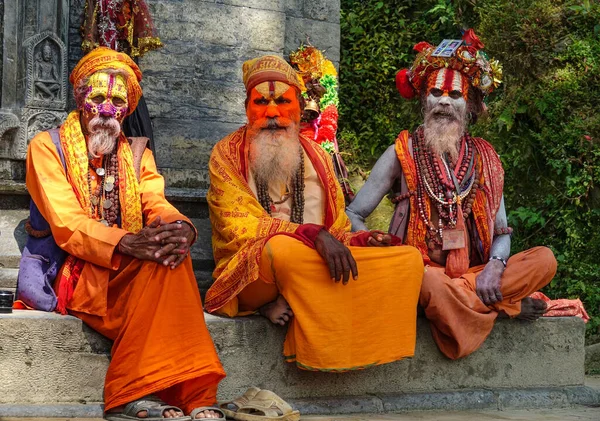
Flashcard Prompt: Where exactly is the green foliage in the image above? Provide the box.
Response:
[340,0,600,338]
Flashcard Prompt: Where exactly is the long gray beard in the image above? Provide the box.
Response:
[87,115,121,158]
[423,112,467,161]
[249,123,301,187]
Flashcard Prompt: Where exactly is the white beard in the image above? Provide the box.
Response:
[423,108,467,161]
[249,122,301,188]
[87,115,121,158]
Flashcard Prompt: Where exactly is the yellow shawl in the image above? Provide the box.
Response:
[204,126,357,313]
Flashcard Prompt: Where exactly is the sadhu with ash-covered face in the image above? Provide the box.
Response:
[205,55,424,372]
[23,47,226,420]
[346,30,557,359]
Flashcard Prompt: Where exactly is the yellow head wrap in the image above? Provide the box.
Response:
[242,55,306,94]
[70,47,143,115]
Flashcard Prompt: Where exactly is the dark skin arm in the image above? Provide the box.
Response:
[314,229,358,285]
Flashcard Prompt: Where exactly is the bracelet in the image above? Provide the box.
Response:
[489,255,507,268]
[175,220,197,242]
[494,226,513,236]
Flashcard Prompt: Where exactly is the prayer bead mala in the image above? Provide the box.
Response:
[88,151,120,227]
[257,144,305,224]
[412,125,479,244]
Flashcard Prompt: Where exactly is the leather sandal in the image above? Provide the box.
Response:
[218,386,261,418]
[233,389,300,421]
[105,398,190,421]
[189,407,226,420]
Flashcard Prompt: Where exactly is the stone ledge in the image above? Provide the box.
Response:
[0,385,598,418]
[0,310,587,407]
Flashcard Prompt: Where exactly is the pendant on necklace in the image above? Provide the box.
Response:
[96,167,105,177]
[442,228,466,250]
[106,175,115,184]
[90,196,99,206]
[104,182,114,192]
[99,219,109,226]
[102,198,112,209]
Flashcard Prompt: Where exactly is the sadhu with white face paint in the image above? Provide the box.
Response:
[24,47,226,420]
[347,30,558,360]
[205,55,424,372]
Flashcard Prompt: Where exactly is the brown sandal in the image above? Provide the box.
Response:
[218,386,261,418]
[189,407,226,420]
[233,390,299,421]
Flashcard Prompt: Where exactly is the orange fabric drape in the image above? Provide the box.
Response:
[253,236,424,371]
[72,256,225,412]
[205,126,361,314]
[26,129,194,317]
[420,246,556,359]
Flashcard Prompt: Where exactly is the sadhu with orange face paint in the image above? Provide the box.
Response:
[22,47,226,420]
[346,31,558,359]
[205,55,424,372]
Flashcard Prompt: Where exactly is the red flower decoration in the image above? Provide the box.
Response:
[318,125,336,142]
[462,29,485,50]
[414,41,433,53]
[395,69,416,99]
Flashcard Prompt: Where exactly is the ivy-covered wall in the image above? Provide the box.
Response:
[339,0,600,339]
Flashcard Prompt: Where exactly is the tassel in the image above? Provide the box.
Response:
[55,256,83,315]
[445,205,469,278]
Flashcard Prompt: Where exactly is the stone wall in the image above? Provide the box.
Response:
[60,0,342,189]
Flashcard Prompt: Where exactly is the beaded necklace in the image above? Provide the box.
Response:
[257,144,305,224]
[413,125,479,246]
[88,151,120,226]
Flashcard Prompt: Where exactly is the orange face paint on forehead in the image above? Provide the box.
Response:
[427,68,469,100]
[246,81,301,125]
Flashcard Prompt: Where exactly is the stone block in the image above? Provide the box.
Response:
[0,208,28,268]
[149,1,285,52]
[303,0,340,23]
[0,267,18,289]
[285,17,340,63]
[0,311,587,408]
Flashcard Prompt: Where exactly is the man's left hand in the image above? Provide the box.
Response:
[475,259,505,306]
[152,221,195,269]
[367,230,393,247]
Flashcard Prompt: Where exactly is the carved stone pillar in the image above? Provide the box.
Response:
[0,0,70,181]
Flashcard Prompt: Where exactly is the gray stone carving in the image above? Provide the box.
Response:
[15,109,67,159]
[0,112,19,141]
[24,31,67,111]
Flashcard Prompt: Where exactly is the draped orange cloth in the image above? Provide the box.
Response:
[206,126,424,371]
[26,128,225,412]
[394,130,556,359]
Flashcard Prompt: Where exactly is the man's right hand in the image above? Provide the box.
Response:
[118,216,187,263]
[314,229,358,285]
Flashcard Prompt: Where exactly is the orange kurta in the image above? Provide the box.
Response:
[206,126,424,371]
[26,131,225,412]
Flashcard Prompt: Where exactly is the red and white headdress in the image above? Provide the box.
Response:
[395,29,502,100]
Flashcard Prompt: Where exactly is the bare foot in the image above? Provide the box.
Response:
[516,297,547,321]
[107,405,183,419]
[260,294,294,326]
[193,409,221,419]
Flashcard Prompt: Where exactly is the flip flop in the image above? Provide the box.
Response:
[105,398,190,421]
[218,386,261,418]
[233,389,300,421]
[189,407,226,420]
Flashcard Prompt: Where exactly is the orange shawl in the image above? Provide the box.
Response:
[204,126,358,313]
[55,111,142,313]
[394,130,504,267]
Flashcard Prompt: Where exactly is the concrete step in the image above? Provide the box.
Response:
[0,267,18,289]
[0,310,596,416]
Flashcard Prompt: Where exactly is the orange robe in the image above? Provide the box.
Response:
[26,131,225,412]
[394,131,557,359]
[206,127,424,371]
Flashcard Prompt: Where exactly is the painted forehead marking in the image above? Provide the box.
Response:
[255,81,291,99]
[432,68,463,92]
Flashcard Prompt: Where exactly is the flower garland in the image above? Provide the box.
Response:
[289,44,354,201]
[289,45,340,153]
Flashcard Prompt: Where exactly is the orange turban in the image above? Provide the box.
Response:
[70,47,143,115]
[242,55,305,94]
